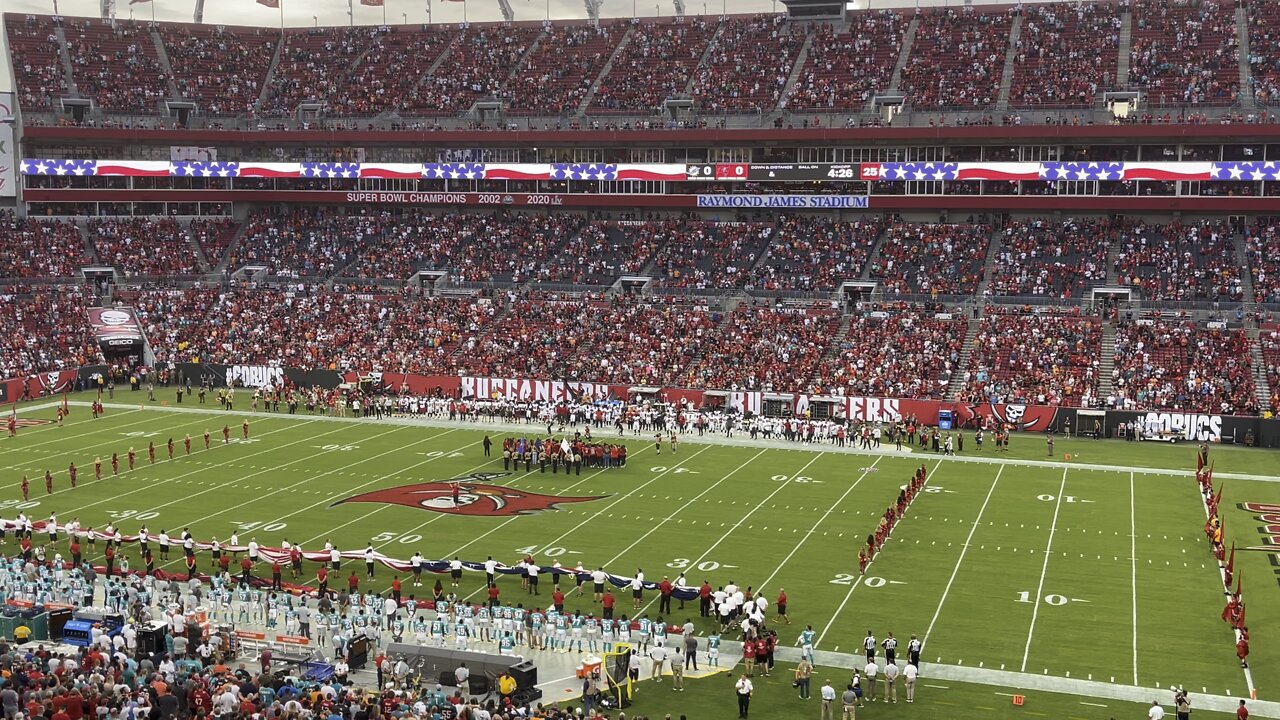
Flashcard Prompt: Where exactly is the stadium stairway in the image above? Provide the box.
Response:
[865,12,919,115]
[942,314,977,402]
[148,29,181,98]
[254,40,286,112]
[808,313,853,393]
[400,38,458,108]
[213,219,250,275]
[1237,2,1251,96]
[856,225,891,281]
[1099,319,1117,401]
[184,219,212,273]
[975,225,1003,296]
[994,11,1023,111]
[506,27,548,87]
[73,218,97,265]
[682,19,726,95]
[1235,227,1256,303]
[574,22,635,116]
[53,24,78,96]
[1248,326,1274,411]
[1116,4,1133,89]
[888,13,919,92]
[772,26,816,119]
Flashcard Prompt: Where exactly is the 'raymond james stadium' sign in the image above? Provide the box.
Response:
[696,195,869,208]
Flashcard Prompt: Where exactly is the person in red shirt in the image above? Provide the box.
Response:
[658,577,673,614]
[189,685,212,715]
[391,576,402,604]
[271,560,283,591]
[317,566,329,596]
[148,442,156,464]
[602,588,616,620]
[203,430,211,449]
[755,635,770,677]
[20,475,28,500]
[700,581,713,617]
[167,438,175,459]
[184,434,191,454]
[1239,699,1251,720]
[68,462,77,488]
[776,589,790,624]
[240,556,252,583]
[127,448,135,470]
[222,425,230,443]
[1238,636,1250,668]
[488,583,500,609]
[743,639,757,677]
[242,420,250,440]
[70,538,81,567]
[94,457,102,480]
[44,469,52,494]
[111,453,119,475]
[348,572,359,592]
[552,588,565,614]
[104,544,115,576]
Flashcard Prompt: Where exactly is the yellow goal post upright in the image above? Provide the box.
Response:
[602,642,634,708]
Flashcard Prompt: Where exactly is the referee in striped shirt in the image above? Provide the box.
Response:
[883,633,898,666]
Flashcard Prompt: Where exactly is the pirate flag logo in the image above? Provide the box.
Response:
[334,472,606,517]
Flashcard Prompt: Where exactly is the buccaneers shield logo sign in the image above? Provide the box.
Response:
[335,472,605,517]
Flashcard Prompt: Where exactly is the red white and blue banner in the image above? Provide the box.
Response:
[20,159,687,181]
[22,158,1280,183]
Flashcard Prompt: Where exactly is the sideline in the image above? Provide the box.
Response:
[55,400,1280,482]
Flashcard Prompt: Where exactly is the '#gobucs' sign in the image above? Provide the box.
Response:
[336,472,605,517]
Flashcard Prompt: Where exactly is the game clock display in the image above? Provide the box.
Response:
[684,163,866,181]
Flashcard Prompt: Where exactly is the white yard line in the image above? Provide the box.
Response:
[923,464,1003,644]
[50,420,330,513]
[597,448,766,569]
[437,446,656,562]
[1130,471,1139,686]
[1020,467,1067,673]
[1196,471,1257,693]
[818,461,944,647]
[634,451,832,616]
[153,429,469,563]
[753,455,884,596]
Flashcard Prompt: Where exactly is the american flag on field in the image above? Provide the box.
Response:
[1040,162,1125,181]
[552,163,618,181]
[424,162,485,180]
[22,159,96,176]
[1211,161,1280,181]
[172,161,239,177]
[302,162,360,179]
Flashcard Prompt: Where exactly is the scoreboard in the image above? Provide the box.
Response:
[684,163,878,181]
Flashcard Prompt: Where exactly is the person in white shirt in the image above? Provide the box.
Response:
[330,546,341,570]
[484,557,498,585]
[735,674,753,718]
[883,661,899,703]
[903,662,918,702]
[1148,701,1166,720]
[649,645,667,681]
[364,544,376,579]
[820,680,836,719]
[247,538,260,563]
[631,570,644,609]
[863,660,879,702]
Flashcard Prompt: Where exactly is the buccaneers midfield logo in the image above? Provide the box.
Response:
[335,472,606,517]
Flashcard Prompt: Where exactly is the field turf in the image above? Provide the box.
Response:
[5,393,1280,719]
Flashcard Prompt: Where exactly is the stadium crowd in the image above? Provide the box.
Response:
[1110,318,1257,415]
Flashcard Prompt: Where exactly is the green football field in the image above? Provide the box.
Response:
[5,394,1280,718]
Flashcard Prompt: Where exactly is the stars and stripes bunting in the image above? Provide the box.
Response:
[20,159,1280,182]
